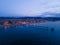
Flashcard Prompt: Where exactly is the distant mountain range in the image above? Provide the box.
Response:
[41,12,60,17]
[0,12,60,17]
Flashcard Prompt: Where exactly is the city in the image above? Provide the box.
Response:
[0,17,60,26]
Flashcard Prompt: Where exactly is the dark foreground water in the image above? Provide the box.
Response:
[0,22,60,45]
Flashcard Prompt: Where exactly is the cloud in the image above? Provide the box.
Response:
[0,0,60,16]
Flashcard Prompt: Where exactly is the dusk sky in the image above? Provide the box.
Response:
[0,0,60,17]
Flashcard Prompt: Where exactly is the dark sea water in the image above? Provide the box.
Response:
[0,22,60,45]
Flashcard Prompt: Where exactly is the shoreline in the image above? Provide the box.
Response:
[0,21,60,26]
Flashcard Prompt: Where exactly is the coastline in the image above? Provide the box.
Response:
[0,20,60,26]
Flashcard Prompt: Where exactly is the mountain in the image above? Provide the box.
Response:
[41,12,60,17]
[0,12,60,17]
[0,12,26,17]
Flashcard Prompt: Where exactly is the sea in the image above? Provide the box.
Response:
[0,21,60,45]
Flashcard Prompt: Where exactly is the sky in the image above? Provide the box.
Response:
[0,0,60,17]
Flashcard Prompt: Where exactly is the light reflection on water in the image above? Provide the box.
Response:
[0,22,60,45]
[3,24,48,31]
[0,24,49,45]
